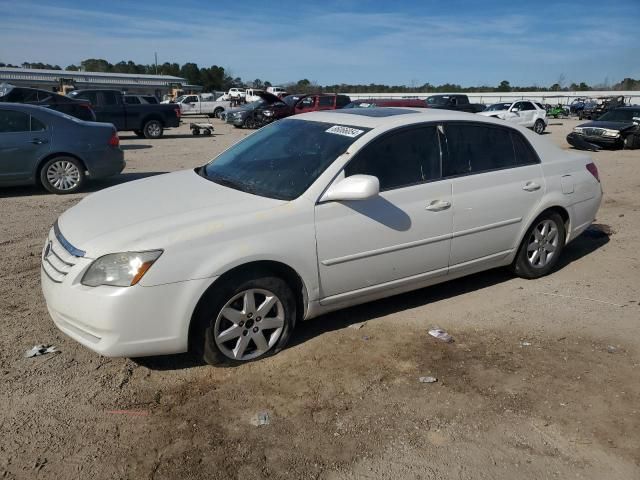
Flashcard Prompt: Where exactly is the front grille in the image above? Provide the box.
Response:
[584,127,605,136]
[42,224,82,283]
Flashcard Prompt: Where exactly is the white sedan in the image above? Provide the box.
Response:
[478,100,548,134]
[41,108,602,365]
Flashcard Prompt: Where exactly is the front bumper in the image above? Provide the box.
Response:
[40,229,214,357]
[567,132,620,149]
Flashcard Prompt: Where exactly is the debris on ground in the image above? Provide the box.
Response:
[362,336,370,341]
[106,410,149,416]
[348,322,366,330]
[428,327,453,343]
[24,345,58,358]
[419,376,438,384]
[520,341,532,347]
[607,345,617,353]
[250,412,270,426]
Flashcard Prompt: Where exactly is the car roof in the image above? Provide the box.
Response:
[0,102,54,113]
[294,107,493,129]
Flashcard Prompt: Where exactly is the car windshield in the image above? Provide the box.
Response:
[426,96,449,105]
[0,83,13,98]
[283,95,302,107]
[485,103,510,111]
[597,109,640,123]
[201,119,370,200]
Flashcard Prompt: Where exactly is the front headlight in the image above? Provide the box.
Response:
[262,110,274,117]
[573,127,584,133]
[81,250,163,287]
[233,112,243,117]
[602,129,620,138]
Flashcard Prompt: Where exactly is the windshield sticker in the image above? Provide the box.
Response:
[325,125,365,138]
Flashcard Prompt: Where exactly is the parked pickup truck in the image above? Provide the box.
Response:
[68,89,181,138]
[175,94,231,118]
[425,94,485,113]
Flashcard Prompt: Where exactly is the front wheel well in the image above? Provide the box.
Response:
[188,261,308,345]
[35,153,88,186]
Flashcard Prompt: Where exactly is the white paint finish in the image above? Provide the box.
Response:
[448,164,545,265]
[41,109,603,358]
[320,174,379,202]
[561,175,575,194]
[315,181,453,298]
[176,94,231,115]
[477,100,547,129]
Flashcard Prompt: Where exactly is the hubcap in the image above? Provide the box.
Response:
[214,288,285,361]
[148,122,161,136]
[527,219,559,268]
[46,160,80,191]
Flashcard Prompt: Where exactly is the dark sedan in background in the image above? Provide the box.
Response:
[0,104,124,194]
[0,84,96,121]
[567,107,640,150]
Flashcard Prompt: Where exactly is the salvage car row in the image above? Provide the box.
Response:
[1,83,638,195]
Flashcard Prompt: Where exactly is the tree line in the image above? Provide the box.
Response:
[1,59,639,93]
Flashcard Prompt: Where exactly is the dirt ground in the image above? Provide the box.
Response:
[1,116,639,479]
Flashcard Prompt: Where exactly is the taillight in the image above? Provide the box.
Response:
[108,129,120,147]
[586,162,600,182]
[174,107,181,118]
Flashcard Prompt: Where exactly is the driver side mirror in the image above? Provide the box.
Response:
[512,107,520,113]
[320,175,380,202]
[633,117,640,125]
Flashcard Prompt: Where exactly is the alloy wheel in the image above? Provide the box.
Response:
[526,219,559,268]
[46,160,81,191]
[213,288,285,361]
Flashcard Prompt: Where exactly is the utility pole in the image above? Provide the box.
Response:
[155,52,158,75]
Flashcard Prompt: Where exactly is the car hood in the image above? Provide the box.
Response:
[577,120,635,131]
[57,169,287,257]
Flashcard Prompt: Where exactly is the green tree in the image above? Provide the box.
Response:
[497,80,511,92]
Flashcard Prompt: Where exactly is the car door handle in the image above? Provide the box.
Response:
[31,138,48,145]
[523,181,541,192]
[426,200,451,211]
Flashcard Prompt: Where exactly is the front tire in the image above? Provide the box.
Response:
[192,274,296,365]
[512,212,566,279]
[143,119,163,139]
[40,156,85,194]
[533,119,545,134]
[623,134,639,150]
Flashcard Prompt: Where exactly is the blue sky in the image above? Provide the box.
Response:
[0,0,637,87]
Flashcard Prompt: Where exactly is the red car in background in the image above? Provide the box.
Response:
[289,94,352,114]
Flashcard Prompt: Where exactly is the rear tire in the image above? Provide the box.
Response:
[40,156,85,194]
[213,108,223,119]
[533,119,545,134]
[512,212,566,279]
[143,119,163,139]
[192,274,296,366]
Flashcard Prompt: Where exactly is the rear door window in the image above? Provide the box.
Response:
[345,125,441,191]
[125,96,141,104]
[0,110,31,133]
[442,123,518,176]
[30,116,47,131]
[511,132,540,165]
[318,96,334,107]
[99,91,119,105]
